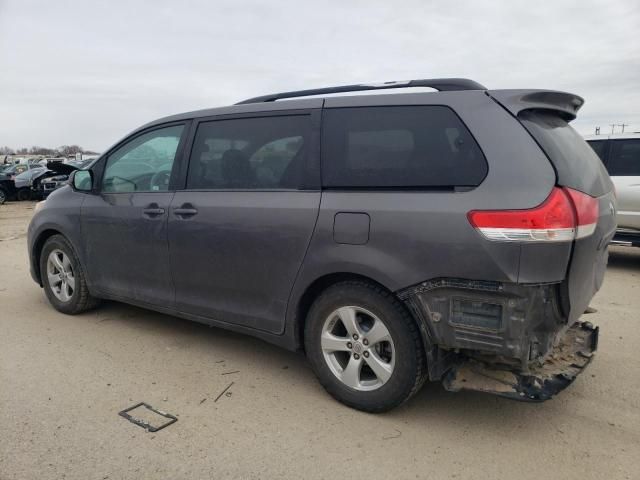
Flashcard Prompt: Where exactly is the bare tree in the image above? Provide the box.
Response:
[7,145,91,156]
[58,145,84,156]
[29,146,56,156]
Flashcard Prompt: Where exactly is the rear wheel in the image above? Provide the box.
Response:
[304,281,426,412]
[40,235,99,314]
[0,188,6,205]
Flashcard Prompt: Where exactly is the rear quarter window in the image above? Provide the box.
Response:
[321,106,487,188]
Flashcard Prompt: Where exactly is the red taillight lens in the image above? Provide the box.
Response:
[468,187,598,242]
[564,187,599,238]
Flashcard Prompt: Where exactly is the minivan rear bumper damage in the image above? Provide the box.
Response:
[398,278,599,400]
[442,321,598,401]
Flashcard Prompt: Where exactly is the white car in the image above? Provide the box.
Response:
[585,133,640,246]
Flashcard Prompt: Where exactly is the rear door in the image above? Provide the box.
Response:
[168,111,321,333]
[605,139,640,231]
[519,112,616,321]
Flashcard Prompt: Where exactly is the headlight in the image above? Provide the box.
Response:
[34,200,46,213]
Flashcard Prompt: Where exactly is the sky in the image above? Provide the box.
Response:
[0,0,638,152]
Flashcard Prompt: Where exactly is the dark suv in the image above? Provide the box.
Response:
[28,79,615,412]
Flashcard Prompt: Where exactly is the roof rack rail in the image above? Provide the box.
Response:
[235,78,487,104]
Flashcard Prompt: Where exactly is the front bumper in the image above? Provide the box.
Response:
[442,321,598,401]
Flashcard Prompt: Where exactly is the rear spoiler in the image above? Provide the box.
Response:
[488,89,584,121]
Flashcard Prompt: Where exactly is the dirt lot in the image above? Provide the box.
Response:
[1,200,638,480]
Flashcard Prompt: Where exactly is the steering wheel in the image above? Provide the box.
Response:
[149,169,171,191]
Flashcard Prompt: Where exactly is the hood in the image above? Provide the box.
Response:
[46,161,80,175]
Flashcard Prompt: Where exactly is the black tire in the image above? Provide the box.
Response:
[0,188,6,205]
[304,281,426,413]
[40,234,100,314]
[17,188,31,201]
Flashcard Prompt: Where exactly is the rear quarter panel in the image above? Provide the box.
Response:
[287,91,571,334]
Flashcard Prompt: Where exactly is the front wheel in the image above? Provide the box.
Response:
[304,281,426,412]
[40,234,100,314]
[17,188,31,201]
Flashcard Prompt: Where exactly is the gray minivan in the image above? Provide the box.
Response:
[28,79,615,412]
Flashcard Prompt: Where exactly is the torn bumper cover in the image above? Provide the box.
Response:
[442,321,598,401]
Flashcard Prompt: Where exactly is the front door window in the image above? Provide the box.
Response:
[102,125,184,193]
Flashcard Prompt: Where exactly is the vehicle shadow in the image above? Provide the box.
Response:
[88,300,564,431]
[607,246,640,272]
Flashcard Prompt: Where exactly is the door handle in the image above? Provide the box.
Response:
[173,207,198,218]
[143,206,165,217]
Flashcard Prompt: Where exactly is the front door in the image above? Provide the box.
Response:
[168,113,321,333]
[81,123,187,305]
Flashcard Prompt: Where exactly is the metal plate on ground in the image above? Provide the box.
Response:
[118,402,177,432]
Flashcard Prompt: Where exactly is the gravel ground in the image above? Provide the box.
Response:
[1,200,639,480]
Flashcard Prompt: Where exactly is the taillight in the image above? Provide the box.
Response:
[468,187,599,242]
[564,187,599,238]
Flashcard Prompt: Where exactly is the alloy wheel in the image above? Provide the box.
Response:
[321,306,395,391]
[46,249,75,302]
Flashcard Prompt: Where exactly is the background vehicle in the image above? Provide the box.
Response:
[586,133,640,247]
[28,79,614,412]
[0,163,30,180]
[31,159,93,199]
[0,177,17,204]
[13,166,47,200]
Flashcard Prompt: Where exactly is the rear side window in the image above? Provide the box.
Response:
[586,140,607,162]
[187,115,310,190]
[607,139,640,176]
[321,106,487,188]
[519,111,612,197]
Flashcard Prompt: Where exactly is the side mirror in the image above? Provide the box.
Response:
[70,170,93,192]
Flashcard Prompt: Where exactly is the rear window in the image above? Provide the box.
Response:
[519,111,612,197]
[586,140,607,162]
[607,139,640,176]
[321,106,487,188]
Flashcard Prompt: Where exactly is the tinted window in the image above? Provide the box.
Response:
[519,111,612,197]
[103,125,184,193]
[321,106,487,188]
[607,139,640,176]
[586,140,607,162]
[187,115,310,190]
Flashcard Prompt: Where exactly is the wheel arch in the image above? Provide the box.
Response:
[291,272,418,353]
[32,229,65,285]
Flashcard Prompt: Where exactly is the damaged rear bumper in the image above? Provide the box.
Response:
[442,321,598,401]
